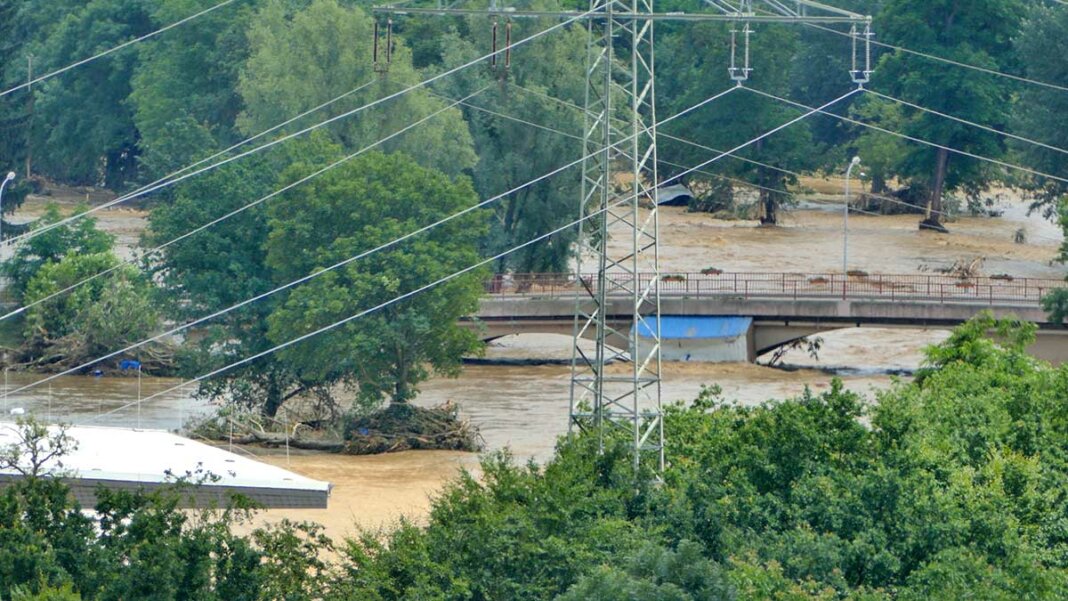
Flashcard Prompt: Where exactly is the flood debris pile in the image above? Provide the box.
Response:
[343,402,482,454]
[190,402,481,456]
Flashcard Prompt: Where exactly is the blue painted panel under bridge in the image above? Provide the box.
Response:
[634,317,753,340]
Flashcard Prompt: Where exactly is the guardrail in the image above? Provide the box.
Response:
[484,272,1068,305]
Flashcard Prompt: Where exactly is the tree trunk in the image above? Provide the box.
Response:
[393,344,411,404]
[920,148,950,233]
[759,189,777,225]
[871,172,887,195]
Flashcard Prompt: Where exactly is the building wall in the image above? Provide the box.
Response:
[634,332,755,363]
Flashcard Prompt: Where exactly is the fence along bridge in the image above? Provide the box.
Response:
[471,272,1068,364]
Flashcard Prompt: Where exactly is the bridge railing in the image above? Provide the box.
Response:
[483,272,1068,305]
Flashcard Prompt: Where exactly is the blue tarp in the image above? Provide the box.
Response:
[634,316,752,340]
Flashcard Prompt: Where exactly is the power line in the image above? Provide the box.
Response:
[6,83,746,400]
[868,89,1068,157]
[744,87,1068,185]
[88,86,853,420]
[0,84,740,327]
[0,87,490,324]
[799,20,1068,94]
[510,82,809,179]
[0,0,248,98]
[660,133,806,178]
[91,196,636,422]
[119,79,378,203]
[502,85,1061,243]
[4,11,594,248]
[449,93,793,198]
[461,86,1062,246]
[658,88,863,190]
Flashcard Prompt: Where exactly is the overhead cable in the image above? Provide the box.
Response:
[5,11,594,248]
[868,89,1068,157]
[800,20,1068,94]
[5,83,747,399]
[449,93,794,198]
[0,0,248,98]
[0,87,490,324]
[744,87,1068,185]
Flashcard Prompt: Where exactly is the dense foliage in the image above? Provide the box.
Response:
[2,205,160,370]
[3,317,1067,599]
[4,0,1066,224]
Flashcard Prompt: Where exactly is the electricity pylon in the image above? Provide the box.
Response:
[567,0,664,473]
[371,1,871,474]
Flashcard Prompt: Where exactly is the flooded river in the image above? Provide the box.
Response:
[6,190,1062,540]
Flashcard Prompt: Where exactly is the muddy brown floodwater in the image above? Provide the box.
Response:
[7,187,1062,542]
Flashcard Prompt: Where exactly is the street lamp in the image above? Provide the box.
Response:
[844,157,861,276]
[0,171,15,251]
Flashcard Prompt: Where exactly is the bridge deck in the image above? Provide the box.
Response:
[484,272,1067,306]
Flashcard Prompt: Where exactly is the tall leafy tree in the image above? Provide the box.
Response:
[145,138,343,417]
[1013,4,1068,218]
[431,9,588,274]
[875,0,1026,231]
[237,0,476,177]
[265,151,486,409]
[849,95,909,196]
[0,0,85,181]
[2,204,114,298]
[657,22,817,225]
[28,0,151,187]
[130,0,253,179]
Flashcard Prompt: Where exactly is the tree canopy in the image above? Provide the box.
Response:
[5,317,1068,599]
[266,150,486,409]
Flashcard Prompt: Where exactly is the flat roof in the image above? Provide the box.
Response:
[0,422,331,508]
[635,316,753,340]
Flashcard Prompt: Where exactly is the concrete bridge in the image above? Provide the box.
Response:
[470,272,1068,364]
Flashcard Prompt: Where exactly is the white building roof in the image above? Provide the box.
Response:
[0,422,330,507]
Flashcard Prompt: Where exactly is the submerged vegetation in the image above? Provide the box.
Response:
[3,317,1068,599]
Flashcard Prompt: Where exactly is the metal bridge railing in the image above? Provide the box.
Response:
[483,272,1068,306]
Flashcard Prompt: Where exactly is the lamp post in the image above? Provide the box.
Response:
[0,171,14,254]
[844,157,861,276]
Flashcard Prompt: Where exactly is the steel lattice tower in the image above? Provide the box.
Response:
[568,0,664,472]
[372,1,871,474]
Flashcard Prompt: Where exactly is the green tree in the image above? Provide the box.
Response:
[3,204,114,299]
[432,10,588,274]
[0,0,85,181]
[1012,4,1068,218]
[22,254,160,368]
[557,541,736,601]
[875,0,1026,231]
[265,151,486,408]
[849,96,909,196]
[130,0,253,179]
[657,22,817,225]
[146,137,343,417]
[237,0,476,177]
[27,0,150,187]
